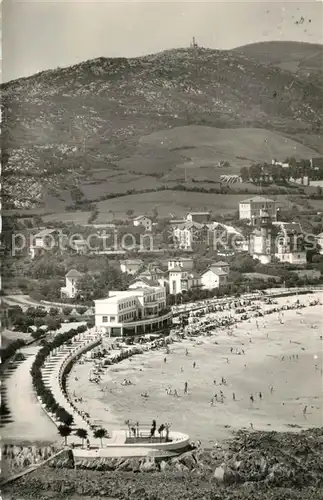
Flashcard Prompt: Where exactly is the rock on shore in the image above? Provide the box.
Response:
[3,428,323,499]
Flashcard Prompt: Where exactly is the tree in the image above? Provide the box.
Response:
[126,209,134,219]
[49,307,59,316]
[58,424,72,446]
[93,427,108,447]
[240,167,250,183]
[75,428,88,448]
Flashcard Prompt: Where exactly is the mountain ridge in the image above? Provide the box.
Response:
[2,45,323,209]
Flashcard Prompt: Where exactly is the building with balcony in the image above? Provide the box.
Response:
[239,196,277,222]
[94,285,172,337]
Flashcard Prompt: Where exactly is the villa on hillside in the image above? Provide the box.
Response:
[273,222,307,265]
[132,267,169,292]
[120,259,144,275]
[239,196,277,222]
[210,261,230,274]
[29,228,63,259]
[249,212,306,265]
[315,233,323,254]
[201,266,228,290]
[133,215,152,232]
[186,211,211,223]
[169,267,201,295]
[168,257,194,271]
[94,285,172,337]
[60,269,84,298]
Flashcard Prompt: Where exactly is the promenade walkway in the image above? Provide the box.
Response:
[2,346,58,443]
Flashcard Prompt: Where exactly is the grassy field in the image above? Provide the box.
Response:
[140,126,319,171]
[94,191,296,220]
[42,211,92,224]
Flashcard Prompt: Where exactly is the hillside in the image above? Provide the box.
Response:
[2,46,323,209]
[233,41,323,76]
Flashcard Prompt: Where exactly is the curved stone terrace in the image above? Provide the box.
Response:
[40,329,101,433]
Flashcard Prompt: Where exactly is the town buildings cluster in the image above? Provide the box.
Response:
[26,195,321,338]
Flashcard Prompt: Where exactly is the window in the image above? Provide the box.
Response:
[102,316,108,323]
[110,316,116,322]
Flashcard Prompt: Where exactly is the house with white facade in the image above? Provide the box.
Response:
[210,261,230,273]
[315,233,323,254]
[273,222,307,265]
[120,259,144,275]
[133,215,152,232]
[201,266,228,290]
[249,214,307,265]
[186,212,211,223]
[94,285,172,337]
[172,222,211,250]
[239,196,277,222]
[169,267,201,295]
[60,269,83,299]
[29,228,62,259]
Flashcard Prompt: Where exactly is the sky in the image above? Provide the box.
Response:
[2,0,323,82]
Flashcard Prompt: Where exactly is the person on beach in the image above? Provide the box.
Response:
[232,392,236,401]
[193,361,196,368]
[186,349,189,356]
[164,357,167,363]
[213,379,216,385]
[259,392,262,400]
[184,381,188,394]
[303,405,308,416]
[250,394,254,403]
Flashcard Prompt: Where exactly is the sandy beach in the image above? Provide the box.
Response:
[68,292,323,446]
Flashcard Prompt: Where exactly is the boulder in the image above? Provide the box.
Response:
[213,465,225,482]
[159,460,169,472]
[139,456,158,472]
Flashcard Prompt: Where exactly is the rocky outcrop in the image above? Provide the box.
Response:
[2,445,58,478]
[3,428,323,499]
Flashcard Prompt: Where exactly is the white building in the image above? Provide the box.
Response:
[210,261,230,273]
[29,228,62,259]
[315,233,323,254]
[172,222,210,250]
[168,258,194,271]
[133,215,152,232]
[120,259,144,275]
[201,266,228,290]
[60,269,83,298]
[169,268,201,295]
[94,285,172,337]
[239,196,276,222]
[273,222,307,265]
[186,212,211,223]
